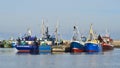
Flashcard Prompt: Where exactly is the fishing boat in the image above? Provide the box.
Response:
[39,42,52,52]
[16,45,33,52]
[98,30,114,51]
[15,29,38,53]
[51,20,65,52]
[85,40,102,52]
[84,24,102,52]
[15,37,37,53]
[39,19,52,52]
[70,26,85,53]
[70,41,84,52]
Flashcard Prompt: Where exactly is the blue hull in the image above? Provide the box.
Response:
[70,41,84,52]
[16,45,39,53]
[84,43,102,52]
[15,45,33,53]
[16,45,33,50]
[39,45,52,52]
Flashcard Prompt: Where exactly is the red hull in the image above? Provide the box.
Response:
[102,43,114,51]
[72,48,84,53]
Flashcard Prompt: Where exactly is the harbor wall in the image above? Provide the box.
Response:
[112,40,120,48]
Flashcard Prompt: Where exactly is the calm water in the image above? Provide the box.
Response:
[0,48,120,68]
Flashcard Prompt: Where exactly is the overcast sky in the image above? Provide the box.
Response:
[0,0,120,40]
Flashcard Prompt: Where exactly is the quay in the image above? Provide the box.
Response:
[52,40,70,52]
[112,40,120,48]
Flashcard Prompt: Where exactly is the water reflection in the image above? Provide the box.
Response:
[0,48,17,55]
[16,52,67,55]
[16,52,31,55]
[0,48,120,68]
[85,52,103,55]
[39,52,51,55]
[0,48,118,55]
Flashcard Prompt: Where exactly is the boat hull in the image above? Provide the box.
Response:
[70,41,84,53]
[72,48,84,52]
[102,43,114,51]
[16,45,33,53]
[39,45,52,52]
[85,43,102,52]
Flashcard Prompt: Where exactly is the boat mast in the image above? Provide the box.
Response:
[46,27,49,39]
[55,19,59,46]
[87,24,95,41]
[27,28,32,36]
[105,29,109,37]
[41,19,46,39]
